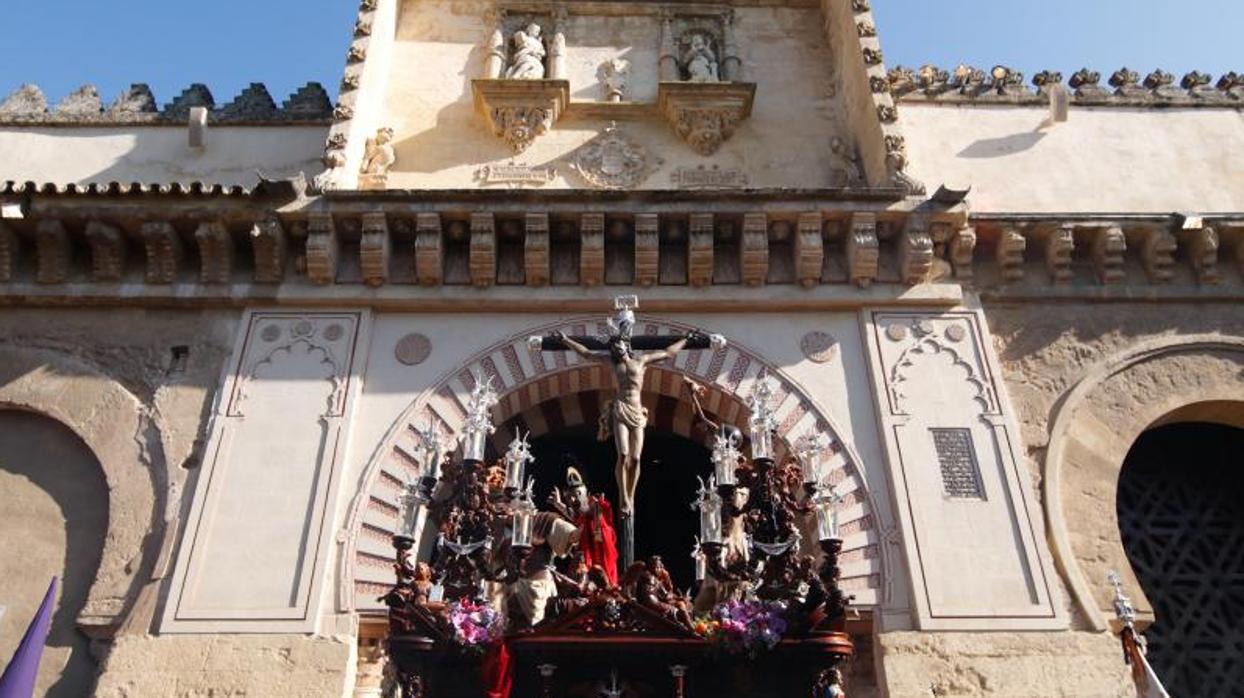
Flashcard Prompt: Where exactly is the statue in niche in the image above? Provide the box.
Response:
[505,23,547,80]
[680,32,719,82]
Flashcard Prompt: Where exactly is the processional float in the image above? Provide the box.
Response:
[382,298,854,698]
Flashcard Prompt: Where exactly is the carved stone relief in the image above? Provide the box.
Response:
[670,165,749,189]
[475,162,556,187]
[801,331,838,364]
[568,123,661,189]
[395,333,432,366]
[359,127,396,190]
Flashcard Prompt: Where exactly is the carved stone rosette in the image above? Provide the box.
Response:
[657,82,755,156]
[472,79,569,153]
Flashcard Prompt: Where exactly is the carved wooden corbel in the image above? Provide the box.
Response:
[688,213,714,287]
[847,213,879,288]
[996,226,1027,282]
[524,213,550,287]
[949,225,977,280]
[634,214,659,288]
[1089,225,1125,284]
[0,222,18,283]
[251,216,287,284]
[415,213,442,286]
[740,213,769,287]
[898,217,934,285]
[141,221,183,284]
[1181,225,1220,284]
[579,213,605,287]
[469,213,496,288]
[795,212,824,288]
[360,212,391,287]
[305,213,339,285]
[194,221,233,284]
[1138,226,1176,283]
[84,220,125,282]
[1043,225,1074,284]
[36,220,70,285]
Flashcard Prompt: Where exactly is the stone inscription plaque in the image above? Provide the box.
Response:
[477,163,556,186]
[930,427,985,499]
[671,165,749,189]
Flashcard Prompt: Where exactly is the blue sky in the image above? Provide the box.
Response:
[1,1,1239,107]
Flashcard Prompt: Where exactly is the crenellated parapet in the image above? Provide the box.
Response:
[888,65,1244,107]
[0,81,333,124]
[1,186,1242,304]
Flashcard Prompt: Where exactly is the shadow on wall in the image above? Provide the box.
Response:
[956,128,1047,159]
[0,409,109,698]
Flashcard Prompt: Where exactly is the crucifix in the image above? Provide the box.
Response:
[529,296,725,567]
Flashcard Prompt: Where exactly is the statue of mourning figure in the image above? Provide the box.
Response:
[679,31,719,82]
[505,22,547,79]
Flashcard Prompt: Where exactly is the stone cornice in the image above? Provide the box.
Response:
[1,190,1241,306]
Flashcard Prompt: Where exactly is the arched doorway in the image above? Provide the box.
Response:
[1117,420,1244,696]
[0,409,109,697]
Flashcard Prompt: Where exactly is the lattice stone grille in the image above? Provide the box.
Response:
[930,428,984,499]
[1117,423,1244,698]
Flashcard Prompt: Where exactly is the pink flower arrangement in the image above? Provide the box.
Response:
[447,598,504,651]
[694,600,788,656]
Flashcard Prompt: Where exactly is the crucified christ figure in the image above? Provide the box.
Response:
[551,329,695,516]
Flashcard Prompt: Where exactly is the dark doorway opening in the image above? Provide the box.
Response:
[1117,421,1244,697]
[528,426,711,588]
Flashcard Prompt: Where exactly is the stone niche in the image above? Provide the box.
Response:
[472,11,571,153]
[655,11,757,156]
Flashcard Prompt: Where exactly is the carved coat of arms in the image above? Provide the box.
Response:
[569,123,662,190]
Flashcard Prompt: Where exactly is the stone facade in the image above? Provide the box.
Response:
[0,1,1241,696]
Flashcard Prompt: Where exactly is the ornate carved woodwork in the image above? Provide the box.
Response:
[415,213,443,287]
[898,218,934,285]
[84,220,125,282]
[195,221,233,284]
[634,214,659,287]
[580,213,605,287]
[305,213,339,285]
[795,213,824,288]
[35,220,70,284]
[469,213,496,288]
[1140,226,1177,283]
[687,213,714,287]
[524,213,550,287]
[250,215,287,284]
[140,221,183,284]
[1182,225,1220,283]
[740,212,768,287]
[847,213,879,288]
[1090,225,1126,284]
[1043,225,1074,284]
[360,212,390,287]
[996,226,1027,282]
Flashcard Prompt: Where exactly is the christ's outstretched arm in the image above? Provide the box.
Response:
[552,332,608,363]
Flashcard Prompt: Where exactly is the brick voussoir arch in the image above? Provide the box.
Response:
[0,345,161,632]
[1043,334,1244,632]
[342,317,883,612]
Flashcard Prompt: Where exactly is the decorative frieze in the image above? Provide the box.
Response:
[1090,226,1126,284]
[84,221,125,282]
[251,216,287,284]
[794,213,824,288]
[360,212,390,287]
[688,213,714,287]
[580,213,605,287]
[305,213,339,285]
[36,220,70,284]
[195,221,233,284]
[141,221,183,284]
[740,213,769,287]
[469,213,496,288]
[415,213,443,287]
[847,213,879,288]
[634,214,659,288]
[524,213,550,287]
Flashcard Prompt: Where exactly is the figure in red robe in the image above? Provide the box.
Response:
[549,466,619,585]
